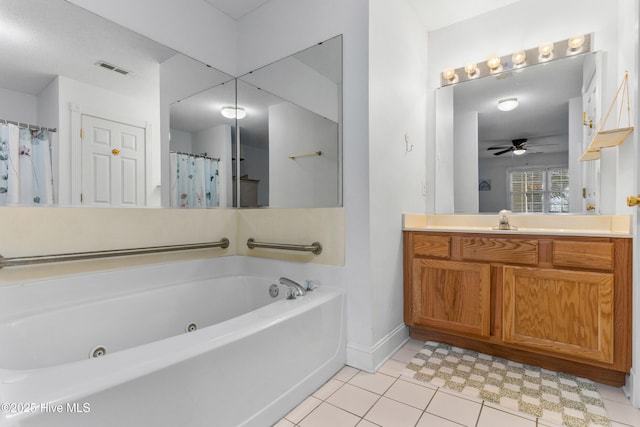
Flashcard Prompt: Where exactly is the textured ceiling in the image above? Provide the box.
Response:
[0,0,175,97]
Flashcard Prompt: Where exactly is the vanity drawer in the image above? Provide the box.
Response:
[462,237,538,265]
[552,241,614,271]
[413,234,450,258]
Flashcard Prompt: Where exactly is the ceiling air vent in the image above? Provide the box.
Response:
[95,61,131,76]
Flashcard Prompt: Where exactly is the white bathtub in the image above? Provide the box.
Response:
[0,260,346,426]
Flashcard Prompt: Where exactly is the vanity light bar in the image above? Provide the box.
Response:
[441,33,592,86]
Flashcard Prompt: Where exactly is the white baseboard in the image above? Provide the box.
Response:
[625,369,640,408]
[346,324,409,372]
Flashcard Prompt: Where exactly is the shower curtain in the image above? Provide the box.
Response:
[0,123,54,205]
[169,152,219,208]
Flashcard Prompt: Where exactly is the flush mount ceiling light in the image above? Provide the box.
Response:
[497,97,519,112]
[221,106,246,119]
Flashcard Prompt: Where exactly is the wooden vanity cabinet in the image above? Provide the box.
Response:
[403,231,632,386]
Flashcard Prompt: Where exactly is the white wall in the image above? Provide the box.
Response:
[427,0,621,214]
[0,88,37,124]
[367,0,427,368]
[169,128,193,153]
[454,111,479,213]
[434,85,454,213]
[269,102,339,208]
[238,0,375,368]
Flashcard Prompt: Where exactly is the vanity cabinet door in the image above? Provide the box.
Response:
[502,266,614,364]
[411,259,491,338]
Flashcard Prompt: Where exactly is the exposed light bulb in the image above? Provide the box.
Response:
[464,62,478,77]
[442,68,458,83]
[512,50,527,67]
[568,34,585,50]
[538,42,554,61]
[486,55,502,73]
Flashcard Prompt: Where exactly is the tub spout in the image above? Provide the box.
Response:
[279,277,306,298]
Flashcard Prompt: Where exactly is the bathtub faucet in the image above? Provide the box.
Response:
[279,277,307,299]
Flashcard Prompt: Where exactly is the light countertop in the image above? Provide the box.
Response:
[403,213,632,238]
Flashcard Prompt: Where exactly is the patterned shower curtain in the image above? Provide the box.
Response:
[0,123,54,205]
[169,152,219,208]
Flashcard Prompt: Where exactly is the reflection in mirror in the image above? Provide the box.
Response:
[444,51,601,214]
[0,0,237,209]
[0,0,179,207]
[236,35,342,208]
[163,56,236,208]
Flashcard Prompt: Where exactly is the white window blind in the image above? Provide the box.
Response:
[508,167,569,213]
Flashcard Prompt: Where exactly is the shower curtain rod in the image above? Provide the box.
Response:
[1,119,57,133]
[171,151,220,162]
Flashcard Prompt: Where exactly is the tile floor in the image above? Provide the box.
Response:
[274,339,640,427]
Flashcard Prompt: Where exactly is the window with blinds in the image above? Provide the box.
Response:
[508,167,569,213]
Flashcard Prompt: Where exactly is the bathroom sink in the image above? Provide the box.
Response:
[403,213,632,237]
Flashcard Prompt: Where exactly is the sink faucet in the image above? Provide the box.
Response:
[496,209,517,230]
[279,277,306,299]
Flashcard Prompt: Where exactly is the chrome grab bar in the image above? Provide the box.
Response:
[0,238,230,269]
[288,150,322,160]
[246,238,322,255]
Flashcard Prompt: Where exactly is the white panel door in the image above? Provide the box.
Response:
[81,115,146,206]
[581,56,601,213]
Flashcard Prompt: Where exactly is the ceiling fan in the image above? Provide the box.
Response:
[487,138,529,156]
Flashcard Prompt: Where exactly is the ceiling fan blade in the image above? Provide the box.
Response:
[494,148,513,156]
[487,146,511,150]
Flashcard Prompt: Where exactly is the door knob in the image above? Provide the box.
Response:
[112,149,120,156]
[627,195,640,207]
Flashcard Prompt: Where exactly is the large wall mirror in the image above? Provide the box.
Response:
[236,35,343,208]
[163,56,236,208]
[439,50,601,214]
[0,0,343,209]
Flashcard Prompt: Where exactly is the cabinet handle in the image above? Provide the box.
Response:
[112,149,120,156]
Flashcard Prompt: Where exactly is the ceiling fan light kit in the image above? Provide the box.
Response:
[487,138,530,156]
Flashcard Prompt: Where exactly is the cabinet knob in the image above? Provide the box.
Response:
[627,195,640,207]
[112,149,120,156]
